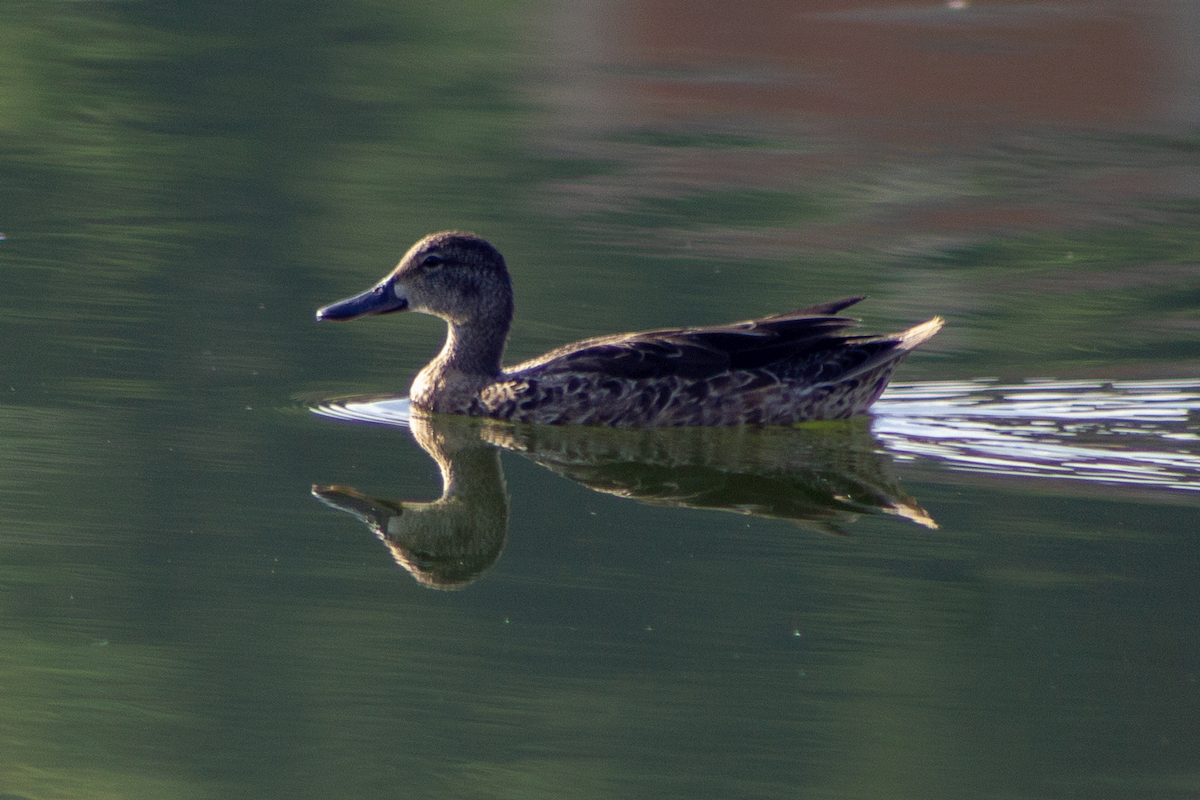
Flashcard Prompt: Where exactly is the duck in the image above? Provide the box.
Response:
[316,231,943,427]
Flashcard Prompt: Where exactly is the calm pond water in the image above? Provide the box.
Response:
[2,1,1199,798]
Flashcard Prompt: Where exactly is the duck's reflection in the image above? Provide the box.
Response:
[314,412,934,589]
[313,415,509,590]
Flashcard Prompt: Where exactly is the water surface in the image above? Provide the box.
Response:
[1,1,1199,798]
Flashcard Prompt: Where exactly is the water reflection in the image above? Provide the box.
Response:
[876,378,1200,494]
[313,415,510,590]
[312,376,1200,589]
[5,0,1200,796]
[482,416,935,533]
[313,409,935,587]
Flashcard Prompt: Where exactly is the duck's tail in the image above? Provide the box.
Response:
[896,316,944,351]
[835,316,943,386]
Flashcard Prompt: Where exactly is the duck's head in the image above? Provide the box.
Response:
[316,231,514,328]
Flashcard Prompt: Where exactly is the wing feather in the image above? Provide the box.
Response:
[506,297,876,382]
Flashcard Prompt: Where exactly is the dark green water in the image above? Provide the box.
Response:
[2,1,1198,798]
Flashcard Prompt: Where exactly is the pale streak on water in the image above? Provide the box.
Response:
[314,379,1200,494]
[874,379,1200,492]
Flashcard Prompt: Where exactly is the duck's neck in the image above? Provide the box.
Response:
[440,319,509,376]
[411,320,509,413]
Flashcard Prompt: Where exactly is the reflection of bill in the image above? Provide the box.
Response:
[313,411,935,590]
[314,414,509,591]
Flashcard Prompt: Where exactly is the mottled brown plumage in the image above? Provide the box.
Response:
[317,231,942,427]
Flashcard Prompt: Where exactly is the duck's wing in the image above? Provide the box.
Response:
[508,296,889,382]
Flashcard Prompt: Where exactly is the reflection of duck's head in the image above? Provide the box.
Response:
[312,481,507,590]
[313,414,509,590]
[317,232,943,426]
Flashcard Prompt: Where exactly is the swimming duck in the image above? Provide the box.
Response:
[316,231,942,427]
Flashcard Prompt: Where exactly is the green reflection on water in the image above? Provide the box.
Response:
[0,631,210,800]
[906,223,1200,377]
[1,0,1199,798]
[617,189,830,229]
[609,130,784,150]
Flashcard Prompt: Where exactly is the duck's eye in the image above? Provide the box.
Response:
[420,254,445,269]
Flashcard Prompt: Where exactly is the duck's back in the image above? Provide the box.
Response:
[475,298,942,427]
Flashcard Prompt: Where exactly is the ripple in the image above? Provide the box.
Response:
[874,379,1200,492]
[313,396,412,427]
[313,379,1200,493]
